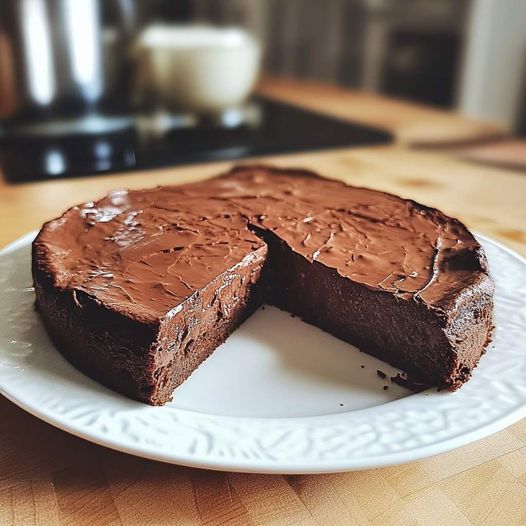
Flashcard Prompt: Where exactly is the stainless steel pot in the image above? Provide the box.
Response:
[0,0,134,125]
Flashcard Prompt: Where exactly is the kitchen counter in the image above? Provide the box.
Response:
[0,80,524,525]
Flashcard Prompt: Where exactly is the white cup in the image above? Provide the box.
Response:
[135,25,261,115]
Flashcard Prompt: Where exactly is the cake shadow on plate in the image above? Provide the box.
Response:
[242,304,409,395]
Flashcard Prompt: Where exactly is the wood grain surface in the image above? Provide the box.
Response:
[257,77,506,147]
[0,82,525,525]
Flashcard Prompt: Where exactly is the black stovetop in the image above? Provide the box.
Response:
[0,97,393,183]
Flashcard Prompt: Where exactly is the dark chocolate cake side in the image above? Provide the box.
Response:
[32,165,494,404]
[262,229,493,391]
[33,232,267,405]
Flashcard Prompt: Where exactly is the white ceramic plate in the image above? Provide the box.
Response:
[0,232,525,474]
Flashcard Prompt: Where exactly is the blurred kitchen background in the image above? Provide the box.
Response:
[0,0,525,181]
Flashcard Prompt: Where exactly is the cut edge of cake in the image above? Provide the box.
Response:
[32,165,494,405]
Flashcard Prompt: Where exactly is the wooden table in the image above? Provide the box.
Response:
[1,80,525,525]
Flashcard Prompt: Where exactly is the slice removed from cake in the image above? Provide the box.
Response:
[32,165,494,404]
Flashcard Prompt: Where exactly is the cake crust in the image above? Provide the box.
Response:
[32,165,494,404]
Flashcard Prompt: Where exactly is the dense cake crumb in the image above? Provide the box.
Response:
[32,164,494,405]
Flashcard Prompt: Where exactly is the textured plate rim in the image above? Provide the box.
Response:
[0,230,525,474]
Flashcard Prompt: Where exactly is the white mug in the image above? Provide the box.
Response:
[135,25,261,115]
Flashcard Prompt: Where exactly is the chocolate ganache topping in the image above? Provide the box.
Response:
[33,165,494,403]
[39,166,486,324]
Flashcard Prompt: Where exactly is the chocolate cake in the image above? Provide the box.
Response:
[32,166,494,405]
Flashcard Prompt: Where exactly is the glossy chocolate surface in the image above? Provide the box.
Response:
[36,166,486,323]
